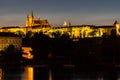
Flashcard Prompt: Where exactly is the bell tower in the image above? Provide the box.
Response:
[29,10,34,27]
[26,15,29,27]
[114,20,120,35]
[26,11,35,27]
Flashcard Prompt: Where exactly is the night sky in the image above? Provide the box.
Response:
[0,0,120,26]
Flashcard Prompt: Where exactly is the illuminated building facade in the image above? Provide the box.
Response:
[26,11,51,28]
[0,36,22,50]
[0,11,119,39]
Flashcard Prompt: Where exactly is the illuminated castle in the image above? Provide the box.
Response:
[26,11,51,28]
[0,11,120,39]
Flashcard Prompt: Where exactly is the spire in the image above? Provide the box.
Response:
[114,20,119,25]
[63,21,67,27]
[27,14,29,19]
[30,10,34,18]
[26,14,29,27]
[68,20,71,26]
[38,15,40,20]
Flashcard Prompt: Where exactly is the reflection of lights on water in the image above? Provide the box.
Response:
[97,78,104,80]
[23,66,53,80]
[24,66,34,80]
[97,75,104,80]
[0,68,2,80]
[49,69,52,80]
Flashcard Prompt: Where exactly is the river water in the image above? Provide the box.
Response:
[0,65,120,80]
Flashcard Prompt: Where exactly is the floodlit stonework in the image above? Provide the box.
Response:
[0,11,119,39]
[0,36,22,50]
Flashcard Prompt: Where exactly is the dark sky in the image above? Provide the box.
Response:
[0,0,120,26]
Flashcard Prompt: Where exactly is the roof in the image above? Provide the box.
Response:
[33,20,49,24]
[1,26,20,29]
[0,32,20,37]
[94,26,114,28]
[32,25,51,28]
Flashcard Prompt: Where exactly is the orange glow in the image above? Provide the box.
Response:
[24,66,34,80]
[49,69,52,80]
[0,68,2,80]
[22,47,33,59]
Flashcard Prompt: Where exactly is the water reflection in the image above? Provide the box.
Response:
[2,66,24,80]
[0,68,2,80]
[49,69,52,80]
[0,65,120,80]
[24,66,33,80]
[23,65,53,80]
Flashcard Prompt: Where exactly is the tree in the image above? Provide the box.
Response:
[31,32,50,62]
[22,31,33,47]
[51,31,61,38]
[3,45,23,63]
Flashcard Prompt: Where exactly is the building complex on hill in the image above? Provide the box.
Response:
[0,11,119,39]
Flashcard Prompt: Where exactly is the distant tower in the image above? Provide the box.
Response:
[38,15,40,20]
[26,11,35,27]
[29,10,34,19]
[68,21,71,27]
[26,15,29,27]
[63,21,67,27]
[29,10,34,27]
[114,20,120,35]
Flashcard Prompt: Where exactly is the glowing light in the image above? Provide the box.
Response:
[49,69,52,80]
[0,68,2,80]
[24,66,34,80]
[22,47,33,59]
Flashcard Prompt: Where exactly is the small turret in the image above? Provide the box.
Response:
[113,20,119,26]
[38,15,40,20]
[68,21,71,27]
[63,21,67,27]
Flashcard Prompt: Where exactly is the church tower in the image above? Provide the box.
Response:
[114,20,120,35]
[38,15,40,20]
[63,21,67,27]
[68,20,71,27]
[26,15,29,27]
[29,10,34,27]
[26,11,34,27]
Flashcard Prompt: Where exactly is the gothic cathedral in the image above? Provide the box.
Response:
[26,11,51,28]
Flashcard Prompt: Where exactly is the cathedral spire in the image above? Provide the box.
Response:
[27,14,29,19]
[68,20,71,26]
[38,15,40,20]
[30,10,34,18]
[113,20,119,26]
[63,21,67,27]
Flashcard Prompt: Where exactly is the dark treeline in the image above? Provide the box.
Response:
[22,30,120,70]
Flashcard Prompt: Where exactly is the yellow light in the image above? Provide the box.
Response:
[24,66,34,80]
[22,47,33,59]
